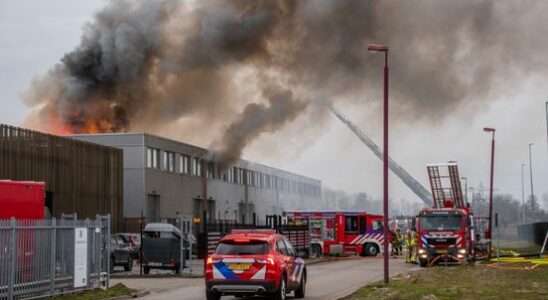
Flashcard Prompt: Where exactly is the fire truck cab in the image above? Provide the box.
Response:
[284,211,385,257]
[417,163,475,267]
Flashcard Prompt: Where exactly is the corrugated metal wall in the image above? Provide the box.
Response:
[0,125,123,231]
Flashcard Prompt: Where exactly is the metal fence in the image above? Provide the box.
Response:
[0,216,110,300]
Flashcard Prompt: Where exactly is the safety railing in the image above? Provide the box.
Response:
[0,216,110,300]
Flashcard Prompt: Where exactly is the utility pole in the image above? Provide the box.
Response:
[483,127,496,259]
[545,101,548,151]
[521,164,525,224]
[528,143,535,211]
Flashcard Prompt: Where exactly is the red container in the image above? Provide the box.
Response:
[0,180,45,219]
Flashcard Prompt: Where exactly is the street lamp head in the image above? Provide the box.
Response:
[529,142,534,146]
[483,127,495,132]
[368,43,389,52]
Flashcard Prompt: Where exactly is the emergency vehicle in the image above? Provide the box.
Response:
[417,163,475,267]
[284,211,385,257]
[0,180,45,219]
[205,229,306,300]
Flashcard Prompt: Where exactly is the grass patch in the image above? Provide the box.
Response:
[343,265,548,300]
[53,283,134,300]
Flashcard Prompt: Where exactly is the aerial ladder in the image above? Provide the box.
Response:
[426,162,465,208]
[328,103,433,206]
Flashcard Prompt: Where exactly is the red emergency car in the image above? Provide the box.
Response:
[205,229,306,300]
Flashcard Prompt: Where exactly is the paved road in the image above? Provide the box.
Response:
[118,257,415,300]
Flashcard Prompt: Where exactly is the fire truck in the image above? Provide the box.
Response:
[0,180,45,219]
[416,163,475,267]
[284,211,385,257]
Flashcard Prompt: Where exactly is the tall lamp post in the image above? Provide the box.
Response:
[483,127,495,259]
[528,143,535,211]
[521,163,526,224]
[368,43,389,284]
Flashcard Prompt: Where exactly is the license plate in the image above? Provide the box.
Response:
[229,263,251,270]
[436,249,447,254]
[148,262,162,266]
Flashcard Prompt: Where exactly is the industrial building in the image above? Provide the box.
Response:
[70,133,322,231]
[0,124,124,229]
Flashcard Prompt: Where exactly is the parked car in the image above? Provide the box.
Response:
[117,233,141,258]
[205,229,306,300]
[109,235,133,273]
[142,223,182,274]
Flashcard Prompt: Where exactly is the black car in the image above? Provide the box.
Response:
[109,235,133,273]
[117,233,141,259]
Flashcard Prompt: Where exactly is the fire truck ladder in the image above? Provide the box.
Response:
[328,103,433,206]
[427,163,465,208]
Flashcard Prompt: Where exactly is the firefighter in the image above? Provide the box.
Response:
[405,230,413,263]
[395,228,403,256]
[405,229,418,263]
[390,228,397,256]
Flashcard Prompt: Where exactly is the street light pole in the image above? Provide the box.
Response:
[521,163,525,224]
[483,127,495,259]
[528,143,535,211]
[368,43,389,284]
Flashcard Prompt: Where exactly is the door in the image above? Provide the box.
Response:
[147,194,160,223]
[283,238,301,288]
[276,239,294,286]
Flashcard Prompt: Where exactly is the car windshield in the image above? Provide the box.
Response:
[215,241,270,255]
[419,215,462,231]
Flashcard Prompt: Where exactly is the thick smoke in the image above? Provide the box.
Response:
[210,86,307,170]
[23,0,548,166]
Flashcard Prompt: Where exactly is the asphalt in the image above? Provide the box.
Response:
[113,256,416,300]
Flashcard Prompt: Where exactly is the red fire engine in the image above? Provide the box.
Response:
[284,211,385,257]
[0,180,45,219]
[417,163,475,267]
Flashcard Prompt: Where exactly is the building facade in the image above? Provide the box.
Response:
[0,125,124,230]
[70,133,322,229]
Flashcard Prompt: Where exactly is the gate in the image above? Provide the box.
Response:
[0,216,110,300]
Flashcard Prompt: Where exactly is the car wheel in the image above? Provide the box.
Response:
[273,275,287,300]
[174,264,180,274]
[419,259,428,268]
[206,290,220,300]
[124,256,133,271]
[365,244,379,256]
[144,267,150,275]
[109,257,114,273]
[312,244,322,258]
[294,270,306,298]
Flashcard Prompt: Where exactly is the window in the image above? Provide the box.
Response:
[215,241,270,255]
[162,151,168,170]
[276,239,287,256]
[345,216,359,233]
[372,220,383,231]
[146,147,160,169]
[283,238,296,256]
[146,148,153,168]
[360,217,366,234]
[182,155,190,174]
[166,152,175,172]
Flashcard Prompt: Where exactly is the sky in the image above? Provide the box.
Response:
[1,0,547,209]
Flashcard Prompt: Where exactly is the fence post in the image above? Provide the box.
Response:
[50,218,57,296]
[95,215,102,289]
[8,218,16,300]
[106,214,111,289]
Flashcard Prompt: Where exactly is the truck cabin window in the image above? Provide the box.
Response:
[419,215,461,231]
